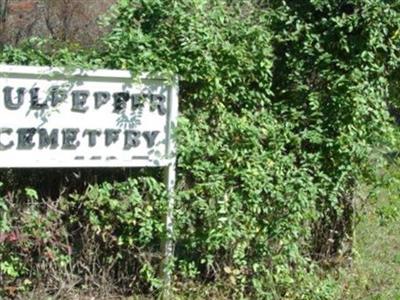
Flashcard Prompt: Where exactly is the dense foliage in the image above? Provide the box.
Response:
[1,0,400,298]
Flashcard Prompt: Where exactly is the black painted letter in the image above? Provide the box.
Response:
[72,91,89,113]
[30,87,48,109]
[94,92,110,109]
[150,94,167,115]
[39,129,59,149]
[131,94,145,110]
[105,129,121,146]
[17,128,36,150]
[3,87,25,110]
[49,87,67,107]
[62,128,80,150]
[113,92,130,113]
[143,131,159,148]
[124,130,141,149]
[0,128,14,150]
[83,129,101,147]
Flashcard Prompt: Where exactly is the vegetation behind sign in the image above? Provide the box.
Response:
[0,0,400,299]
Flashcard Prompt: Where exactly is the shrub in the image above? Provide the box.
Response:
[1,0,400,298]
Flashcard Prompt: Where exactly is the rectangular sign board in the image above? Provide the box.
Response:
[0,64,178,168]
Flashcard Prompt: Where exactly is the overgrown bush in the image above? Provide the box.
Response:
[1,0,400,299]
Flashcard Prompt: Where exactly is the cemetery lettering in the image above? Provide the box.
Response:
[0,86,164,151]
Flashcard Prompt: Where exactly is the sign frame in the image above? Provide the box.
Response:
[0,64,178,168]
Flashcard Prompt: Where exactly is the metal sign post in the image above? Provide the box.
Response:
[162,162,176,297]
[0,64,178,296]
[161,78,178,298]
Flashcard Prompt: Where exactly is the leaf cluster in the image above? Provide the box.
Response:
[1,0,400,298]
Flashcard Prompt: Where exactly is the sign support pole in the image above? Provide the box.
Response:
[161,77,178,299]
[162,162,176,298]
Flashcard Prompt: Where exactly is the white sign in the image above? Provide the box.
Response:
[0,64,178,168]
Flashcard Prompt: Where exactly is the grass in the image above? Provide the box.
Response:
[339,180,400,299]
